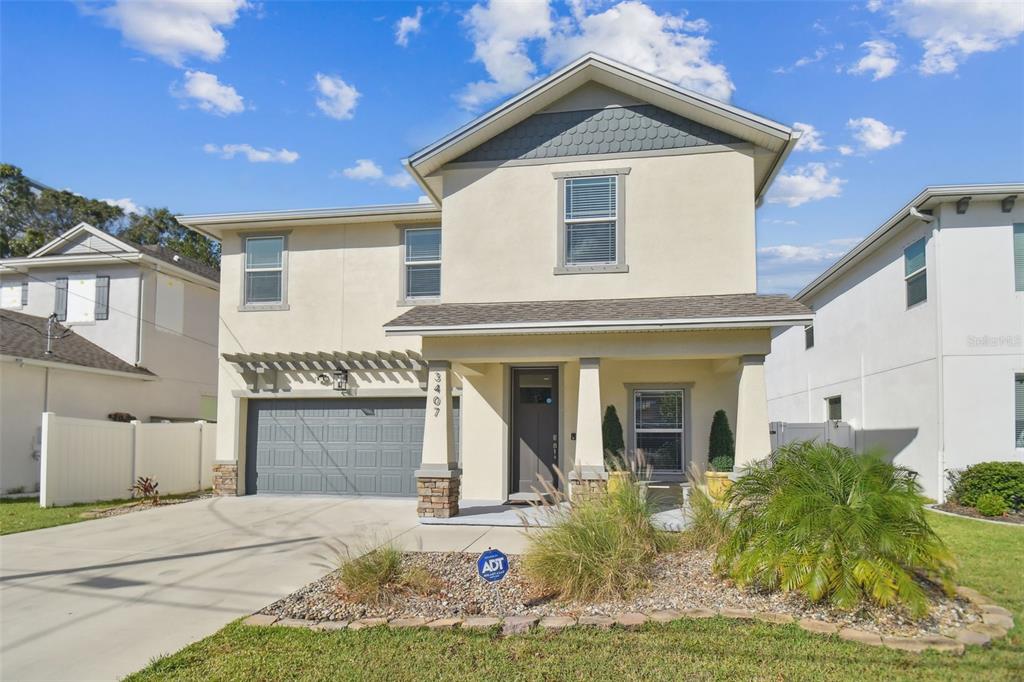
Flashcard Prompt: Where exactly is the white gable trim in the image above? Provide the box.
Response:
[28,222,139,259]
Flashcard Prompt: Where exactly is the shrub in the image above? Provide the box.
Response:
[947,461,1024,511]
[717,441,956,617]
[679,474,731,551]
[523,478,675,601]
[602,405,626,470]
[708,410,735,471]
[337,545,438,606]
[129,476,159,505]
[975,492,1009,517]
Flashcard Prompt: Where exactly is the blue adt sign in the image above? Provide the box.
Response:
[477,548,509,583]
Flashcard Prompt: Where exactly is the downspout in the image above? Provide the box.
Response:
[912,206,946,502]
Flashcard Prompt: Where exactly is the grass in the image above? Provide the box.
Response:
[0,492,204,536]
[337,544,440,606]
[126,511,1024,681]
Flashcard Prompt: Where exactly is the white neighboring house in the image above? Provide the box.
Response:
[765,184,1024,500]
[0,223,220,494]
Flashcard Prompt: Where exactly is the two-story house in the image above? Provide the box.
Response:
[765,184,1024,500]
[181,54,811,518]
[0,222,220,493]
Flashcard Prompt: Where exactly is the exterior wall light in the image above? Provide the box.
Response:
[333,370,349,392]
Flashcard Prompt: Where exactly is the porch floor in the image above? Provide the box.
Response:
[420,481,690,531]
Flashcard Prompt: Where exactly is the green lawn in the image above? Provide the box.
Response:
[0,493,202,535]
[127,511,1024,682]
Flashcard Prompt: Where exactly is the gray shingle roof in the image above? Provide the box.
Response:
[453,104,741,164]
[385,294,811,330]
[0,309,154,376]
[130,242,220,283]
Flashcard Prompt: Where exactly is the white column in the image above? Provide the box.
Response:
[417,360,458,473]
[574,357,605,476]
[734,354,771,470]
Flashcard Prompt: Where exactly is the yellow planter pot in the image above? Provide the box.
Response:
[704,471,733,501]
[607,471,631,494]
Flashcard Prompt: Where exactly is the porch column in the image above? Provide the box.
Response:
[415,361,460,518]
[734,354,771,471]
[571,357,607,497]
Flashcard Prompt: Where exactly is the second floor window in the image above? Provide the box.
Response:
[564,175,617,265]
[244,236,285,305]
[904,237,927,307]
[404,228,441,299]
[1014,223,1023,292]
[804,324,814,349]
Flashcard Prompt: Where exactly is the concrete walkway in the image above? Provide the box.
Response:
[0,496,530,681]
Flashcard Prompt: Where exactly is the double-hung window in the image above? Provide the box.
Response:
[404,228,441,300]
[633,389,685,471]
[244,236,285,307]
[1013,223,1023,292]
[904,238,927,307]
[564,175,617,266]
[804,324,815,349]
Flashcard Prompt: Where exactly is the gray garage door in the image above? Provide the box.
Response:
[245,398,458,496]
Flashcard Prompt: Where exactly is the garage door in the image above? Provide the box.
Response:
[245,398,458,496]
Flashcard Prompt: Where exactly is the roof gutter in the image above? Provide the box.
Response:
[2,355,158,381]
[385,313,814,337]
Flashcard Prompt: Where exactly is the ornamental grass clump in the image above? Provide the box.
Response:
[523,476,675,602]
[716,442,956,617]
[336,544,439,606]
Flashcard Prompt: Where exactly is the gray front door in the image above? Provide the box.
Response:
[245,397,457,496]
[511,368,559,495]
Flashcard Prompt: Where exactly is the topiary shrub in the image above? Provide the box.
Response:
[975,492,1009,517]
[717,441,956,617]
[947,461,1024,511]
[708,409,735,472]
[602,405,626,470]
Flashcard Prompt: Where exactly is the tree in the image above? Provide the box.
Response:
[118,208,220,269]
[602,404,626,469]
[1,163,125,257]
[708,409,735,471]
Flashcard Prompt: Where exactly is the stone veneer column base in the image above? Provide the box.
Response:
[416,475,460,518]
[212,463,238,496]
[568,470,608,501]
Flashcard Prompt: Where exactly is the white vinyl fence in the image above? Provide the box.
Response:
[39,413,216,507]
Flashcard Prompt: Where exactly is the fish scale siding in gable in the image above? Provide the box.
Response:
[453,104,741,164]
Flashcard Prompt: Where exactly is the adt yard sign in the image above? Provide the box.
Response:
[477,548,509,583]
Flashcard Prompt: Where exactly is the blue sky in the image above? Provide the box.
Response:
[2,0,1023,293]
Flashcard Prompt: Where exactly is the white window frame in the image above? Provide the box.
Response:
[240,233,289,311]
[1015,373,1024,450]
[826,395,842,421]
[553,168,629,275]
[627,384,691,474]
[804,324,814,349]
[399,226,442,304]
[904,237,927,308]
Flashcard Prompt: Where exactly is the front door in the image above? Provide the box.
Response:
[511,367,559,495]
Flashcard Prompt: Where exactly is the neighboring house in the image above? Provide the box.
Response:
[180,54,812,517]
[0,223,220,493]
[765,184,1024,500]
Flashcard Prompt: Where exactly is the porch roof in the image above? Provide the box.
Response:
[384,293,812,336]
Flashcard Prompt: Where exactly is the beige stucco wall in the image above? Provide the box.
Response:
[439,149,757,302]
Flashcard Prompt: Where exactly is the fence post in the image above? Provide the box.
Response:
[39,412,55,508]
[195,421,205,491]
[130,420,141,495]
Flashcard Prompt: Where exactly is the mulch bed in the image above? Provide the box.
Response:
[934,502,1024,525]
[260,550,982,638]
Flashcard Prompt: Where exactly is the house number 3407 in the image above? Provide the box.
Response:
[432,372,442,416]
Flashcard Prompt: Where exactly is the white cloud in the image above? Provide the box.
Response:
[417,195,433,204]
[874,0,1024,75]
[847,116,906,152]
[87,0,249,67]
[314,73,360,120]
[395,6,424,46]
[757,237,861,294]
[766,163,845,207]
[174,70,244,115]
[203,143,299,164]
[838,145,855,156]
[459,0,554,109]
[339,159,414,188]
[758,244,845,263]
[792,122,827,152]
[102,197,142,215]
[458,0,734,109]
[848,39,899,79]
[774,47,828,74]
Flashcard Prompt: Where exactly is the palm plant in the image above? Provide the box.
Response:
[716,441,956,617]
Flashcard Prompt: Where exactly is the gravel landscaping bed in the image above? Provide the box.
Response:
[80,494,208,519]
[934,502,1024,525]
[260,550,982,638]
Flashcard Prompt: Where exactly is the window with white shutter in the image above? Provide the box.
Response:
[55,277,68,321]
[95,276,110,320]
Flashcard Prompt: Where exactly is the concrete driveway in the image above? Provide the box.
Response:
[0,496,529,681]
